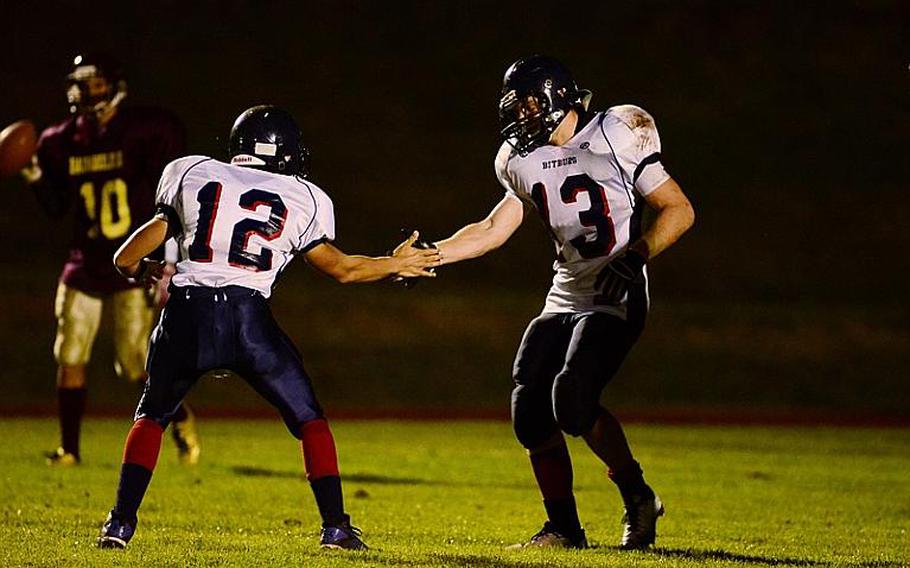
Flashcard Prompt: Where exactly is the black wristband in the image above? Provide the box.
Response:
[623,249,647,272]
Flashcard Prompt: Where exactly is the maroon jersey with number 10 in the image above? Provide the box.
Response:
[33,106,185,295]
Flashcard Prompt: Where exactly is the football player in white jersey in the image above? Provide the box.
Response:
[96,106,440,551]
[433,56,694,550]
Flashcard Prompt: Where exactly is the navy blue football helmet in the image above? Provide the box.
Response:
[498,55,591,156]
[229,105,310,177]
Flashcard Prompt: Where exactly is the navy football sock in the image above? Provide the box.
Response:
[609,460,653,502]
[543,497,583,540]
[58,387,87,457]
[310,475,347,526]
[112,418,164,522]
[113,463,153,523]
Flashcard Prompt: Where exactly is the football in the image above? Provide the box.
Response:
[0,120,37,177]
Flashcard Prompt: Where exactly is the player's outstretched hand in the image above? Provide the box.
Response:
[392,231,441,279]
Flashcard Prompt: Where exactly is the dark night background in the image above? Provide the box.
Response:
[0,1,907,419]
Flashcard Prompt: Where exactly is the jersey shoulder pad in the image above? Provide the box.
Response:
[296,178,333,208]
[608,104,656,131]
[592,105,660,163]
[163,155,211,177]
[605,104,661,154]
[34,117,78,172]
[157,155,211,199]
[37,117,75,148]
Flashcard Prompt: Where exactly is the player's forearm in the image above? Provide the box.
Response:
[114,218,169,277]
[334,255,402,284]
[435,221,501,266]
[634,201,695,260]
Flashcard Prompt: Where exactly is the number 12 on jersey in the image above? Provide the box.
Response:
[187,181,288,271]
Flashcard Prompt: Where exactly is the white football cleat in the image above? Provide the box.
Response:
[619,492,664,550]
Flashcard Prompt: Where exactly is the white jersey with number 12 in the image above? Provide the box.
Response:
[155,156,334,297]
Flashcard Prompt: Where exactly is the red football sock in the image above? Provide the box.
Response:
[299,419,340,480]
[529,440,582,538]
[122,418,164,471]
[300,419,345,525]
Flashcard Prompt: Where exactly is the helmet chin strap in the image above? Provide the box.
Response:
[92,91,126,116]
[91,86,127,122]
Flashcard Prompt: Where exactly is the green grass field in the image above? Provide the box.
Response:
[1,418,908,567]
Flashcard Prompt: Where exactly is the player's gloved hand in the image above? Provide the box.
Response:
[132,258,168,288]
[390,229,440,287]
[20,155,42,184]
[597,249,646,304]
[152,262,176,308]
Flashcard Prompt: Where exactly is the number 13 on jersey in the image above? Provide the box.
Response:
[531,173,617,259]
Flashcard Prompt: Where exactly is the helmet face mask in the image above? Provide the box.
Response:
[499,89,566,157]
[229,105,310,178]
[498,56,589,157]
[66,54,126,117]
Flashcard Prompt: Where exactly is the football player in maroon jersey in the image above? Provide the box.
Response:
[22,54,200,466]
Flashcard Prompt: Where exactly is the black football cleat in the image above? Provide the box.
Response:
[506,521,588,550]
[320,521,368,550]
[619,492,664,550]
[97,511,136,549]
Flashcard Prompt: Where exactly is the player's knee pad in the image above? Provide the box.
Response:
[511,384,559,449]
[115,359,148,383]
[53,283,103,367]
[112,288,154,382]
[552,374,600,437]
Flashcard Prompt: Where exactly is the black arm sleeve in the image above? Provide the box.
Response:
[31,176,73,219]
